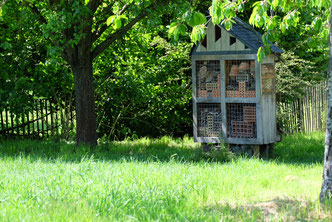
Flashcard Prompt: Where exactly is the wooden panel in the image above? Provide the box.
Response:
[192,58,198,141]
[235,38,245,51]
[262,54,275,63]
[225,97,258,103]
[193,21,256,54]
[207,22,215,51]
[195,137,221,143]
[215,38,222,51]
[197,43,207,52]
[220,60,227,139]
[228,34,236,51]
[261,94,277,144]
[226,138,259,145]
[192,54,256,61]
[222,30,230,51]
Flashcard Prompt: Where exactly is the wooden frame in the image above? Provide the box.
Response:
[192,53,264,144]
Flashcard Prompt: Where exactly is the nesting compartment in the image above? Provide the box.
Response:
[225,60,255,98]
[196,60,221,98]
[197,103,222,137]
[227,103,257,138]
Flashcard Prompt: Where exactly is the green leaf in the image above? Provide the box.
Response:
[312,17,322,31]
[238,4,244,13]
[188,12,206,27]
[257,47,266,63]
[114,17,122,29]
[272,0,280,9]
[224,20,232,31]
[107,15,116,26]
[190,24,205,43]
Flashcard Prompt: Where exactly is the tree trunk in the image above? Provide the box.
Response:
[72,61,97,146]
[320,1,332,201]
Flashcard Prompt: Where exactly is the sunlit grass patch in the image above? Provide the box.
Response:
[0,132,330,221]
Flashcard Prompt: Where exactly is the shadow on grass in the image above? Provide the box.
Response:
[203,197,332,221]
[0,137,234,163]
[0,132,325,165]
[271,132,325,165]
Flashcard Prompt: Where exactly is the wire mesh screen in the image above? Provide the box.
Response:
[227,103,257,138]
[225,60,255,98]
[196,60,221,98]
[197,103,222,137]
[262,63,275,93]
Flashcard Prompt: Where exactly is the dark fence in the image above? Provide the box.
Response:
[0,83,329,139]
[278,82,328,134]
[0,97,75,139]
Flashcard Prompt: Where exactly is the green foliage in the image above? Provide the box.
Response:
[0,0,73,114]
[275,51,323,102]
[94,28,192,140]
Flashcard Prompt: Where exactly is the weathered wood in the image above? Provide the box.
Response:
[22,113,25,136]
[0,111,4,136]
[45,100,49,138]
[5,108,9,134]
[192,58,198,141]
[36,101,40,137]
[10,112,14,135]
[27,112,30,136]
[40,100,44,137]
[50,100,54,136]
[207,21,215,51]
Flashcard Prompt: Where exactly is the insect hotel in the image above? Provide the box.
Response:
[191,17,283,148]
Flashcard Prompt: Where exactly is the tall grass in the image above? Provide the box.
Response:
[0,133,330,221]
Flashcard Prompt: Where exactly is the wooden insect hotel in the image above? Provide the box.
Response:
[191,17,283,147]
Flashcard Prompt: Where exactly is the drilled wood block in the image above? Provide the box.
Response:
[239,81,246,93]
[245,91,256,98]
[198,90,208,98]
[207,131,220,137]
[231,121,254,137]
[243,106,256,123]
[212,90,221,98]
[198,127,208,137]
[206,83,218,91]
[226,90,240,97]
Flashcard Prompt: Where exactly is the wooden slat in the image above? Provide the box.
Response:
[36,101,40,137]
[45,100,49,138]
[40,100,44,137]
[5,108,9,135]
[50,100,54,136]
[27,111,30,136]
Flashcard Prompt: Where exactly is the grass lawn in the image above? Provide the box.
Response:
[0,132,330,221]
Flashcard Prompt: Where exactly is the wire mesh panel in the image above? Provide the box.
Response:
[225,60,255,98]
[196,60,221,98]
[197,103,222,137]
[261,63,275,93]
[227,103,257,138]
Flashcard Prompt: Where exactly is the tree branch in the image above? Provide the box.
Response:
[92,1,134,43]
[87,0,102,14]
[91,0,162,59]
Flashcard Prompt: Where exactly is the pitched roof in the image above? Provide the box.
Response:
[191,17,283,55]
[220,17,283,54]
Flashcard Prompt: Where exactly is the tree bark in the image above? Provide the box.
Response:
[72,60,97,146]
[320,1,332,201]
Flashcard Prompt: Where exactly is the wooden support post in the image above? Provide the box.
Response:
[40,100,44,138]
[27,111,30,136]
[0,111,4,136]
[50,100,54,137]
[45,100,49,138]
[36,101,40,137]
